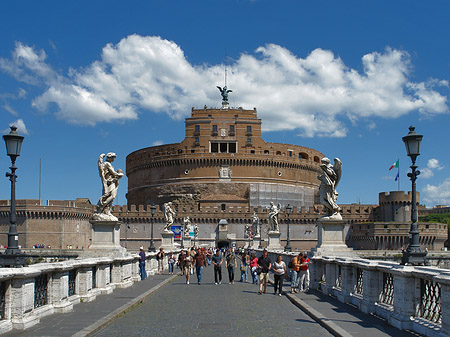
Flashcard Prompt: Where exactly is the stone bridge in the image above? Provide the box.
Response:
[0,251,448,336]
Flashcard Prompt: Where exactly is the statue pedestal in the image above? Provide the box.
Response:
[182,237,192,249]
[88,220,127,257]
[160,231,175,250]
[267,231,282,250]
[311,218,355,257]
[251,236,261,249]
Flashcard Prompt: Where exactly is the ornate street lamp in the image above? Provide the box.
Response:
[285,204,293,252]
[401,126,428,265]
[1,126,26,266]
[254,207,262,249]
[148,205,156,252]
[180,218,185,250]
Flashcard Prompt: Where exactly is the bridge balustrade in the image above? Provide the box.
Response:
[0,250,177,334]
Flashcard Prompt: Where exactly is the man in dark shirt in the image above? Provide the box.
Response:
[211,250,223,285]
[257,250,272,294]
[195,249,207,285]
[139,247,147,280]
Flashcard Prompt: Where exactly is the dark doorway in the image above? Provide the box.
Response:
[217,241,229,249]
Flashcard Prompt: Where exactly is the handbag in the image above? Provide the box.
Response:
[255,267,262,275]
[240,265,246,272]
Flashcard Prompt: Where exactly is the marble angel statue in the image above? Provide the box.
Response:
[317,157,342,220]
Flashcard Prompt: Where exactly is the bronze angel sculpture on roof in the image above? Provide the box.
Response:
[217,85,232,102]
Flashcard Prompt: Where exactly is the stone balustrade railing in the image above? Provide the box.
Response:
[262,249,450,337]
[0,250,178,334]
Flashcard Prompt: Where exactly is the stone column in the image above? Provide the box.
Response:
[434,274,450,336]
[360,263,380,314]
[78,267,97,302]
[160,231,175,250]
[338,261,354,304]
[96,263,113,295]
[389,266,416,330]
[323,259,336,295]
[50,270,73,313]
[10,275,39,329]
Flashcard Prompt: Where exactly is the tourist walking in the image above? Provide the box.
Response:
[272,255,286,296]
[183,250,193,284]
[290,252,302,293]
[212,249,223,284]
[178,250,186,274]
[195,248,207,285]
[157,248,165,275]
[250,252,258,284]
[138,247,147,280]
[240,251,250,282]
[168,252,175,275]
[257,250,271,294]
[299,252,311,292]
[225,249,237,284]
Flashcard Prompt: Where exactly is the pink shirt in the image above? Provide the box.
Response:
[250,257,258,268]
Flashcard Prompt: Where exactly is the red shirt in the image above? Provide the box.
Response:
[300,257,310,271]
[195,253,205,267]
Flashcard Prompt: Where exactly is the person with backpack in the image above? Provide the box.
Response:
[290,252,302,293]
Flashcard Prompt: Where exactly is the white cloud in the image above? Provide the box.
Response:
[152,140,163,146]
[0,35,448,137]
[3,105,18,116]
[420,158,444,179]
[427,158,443,170]
[422,178,450,206]
[6,119,29,135]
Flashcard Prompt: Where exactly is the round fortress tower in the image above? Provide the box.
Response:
[126,106,324,210]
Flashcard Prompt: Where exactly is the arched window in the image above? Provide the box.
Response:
[221,204,226,211]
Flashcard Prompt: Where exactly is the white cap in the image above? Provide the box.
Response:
[139,246,144,250]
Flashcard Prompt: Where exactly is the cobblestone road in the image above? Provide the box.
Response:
[93,267,333,337]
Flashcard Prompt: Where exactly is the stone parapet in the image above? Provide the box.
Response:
[261,248,450,337]
[0,250,179,334]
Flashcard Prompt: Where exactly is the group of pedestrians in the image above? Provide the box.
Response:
[140,245,311,296]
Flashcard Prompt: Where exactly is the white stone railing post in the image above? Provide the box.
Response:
[78,266,97,302]
[388,266,417,330]
[435,274,450,336]
[96,260,113,294]
[338,261,354,304]
[360,262,380,315]
[10,273,39,329]
[49,267,73,313]
[323,258,336,295]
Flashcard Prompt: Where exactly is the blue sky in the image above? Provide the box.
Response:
[0,1,449,207]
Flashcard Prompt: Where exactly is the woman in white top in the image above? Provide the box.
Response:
[272,255,287,296]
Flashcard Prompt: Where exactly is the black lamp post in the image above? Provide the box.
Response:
[148,205,156,252]
[180,218,185,250]
[1,126,26,266]
[401,126,428,266]
[285,204,292,252]
[255,207,262,249]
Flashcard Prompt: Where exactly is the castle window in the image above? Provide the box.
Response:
[250,150,255,154]
[299,152,309,160]
[276,151,281,155]
[194,125,200,132]
[211,142,219,153]
[246,137,252,144]
[288,150,293,157]
[194,137,200,145]
[264,150,269,154]
[229,125,235,135]
[212,125,218,136]
[229,142,236,153]
[220,143,227,153]
[314,156,320,163]
[221,204,226,211]
[178,149,183,154]
[246,126,252,135]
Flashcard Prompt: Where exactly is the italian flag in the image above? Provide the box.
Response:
[389,160,399,171]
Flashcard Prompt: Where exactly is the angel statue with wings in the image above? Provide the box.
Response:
[94,152,124,220]
[317,157,342,220]
[268,202,281,232]
[163,202,176,232]
[216,85,232,102]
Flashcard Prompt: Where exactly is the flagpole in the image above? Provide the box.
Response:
[397,158,400,191]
